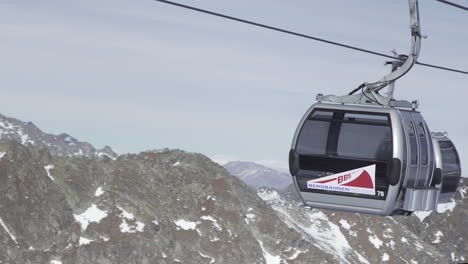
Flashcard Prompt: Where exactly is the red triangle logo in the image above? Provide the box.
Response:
[341,170,374,189]
[315,178,337,184]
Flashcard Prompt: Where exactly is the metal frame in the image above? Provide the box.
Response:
[317,0,422,108]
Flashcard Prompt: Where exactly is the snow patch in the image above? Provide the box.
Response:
[44,165,55,181]
[356,253,370,264]
[209,235,220,242]
[0,216,18,244]
[244,213,256,224]
[94,186,104,197]
[200,215,222,231]
[73,204,108,231]
[401,237,408,243]
[388,240,396,250]
[18,129,34,145]
[97,152,116,160]
[368,235,384,249]
[282,209,354,263]
[174,219,198,230]
[382,253,390,261]
[118,206,145,233]
[0,120,14,129]
[79,237,93,246]
[437,200,456,213]
[199,252,215,264]
[0,152,5,159]
[258,240,281,264]
[50,260,62,264]
[173,161,181,166]
[414,211,432,222]
[257,189,281,201]
[287,248,308,260]
[432,230,443,243]
[459,186,466,199]
[120,220,144,233]
[339,219,351,230]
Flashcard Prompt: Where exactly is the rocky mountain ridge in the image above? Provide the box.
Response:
[0,113,466,263]
[0,141,333,263]
[0,113,117,159]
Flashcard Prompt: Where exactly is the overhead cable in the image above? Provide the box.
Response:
[155,0,468,75]
[435,0,468,11]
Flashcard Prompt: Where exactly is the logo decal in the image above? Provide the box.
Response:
[307,164,376,195]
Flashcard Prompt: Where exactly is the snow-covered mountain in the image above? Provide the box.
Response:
[0,113,466,263]
[0,113,117,159]
[257,182,467,263]
[226,159,467,263]
[224,161,291,189]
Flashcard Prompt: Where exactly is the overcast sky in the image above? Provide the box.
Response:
[0,0,467,170]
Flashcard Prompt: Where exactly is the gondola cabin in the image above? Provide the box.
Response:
[289,102,461,216]
[432,132,462,203]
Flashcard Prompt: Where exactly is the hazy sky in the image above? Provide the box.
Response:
[0,0,467,170]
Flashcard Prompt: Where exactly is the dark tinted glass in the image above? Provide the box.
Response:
[344,113,389,125]
[441,142,461,175]
[295,109,392,200]
[418,122,428,165]
[311,111,334,119]
[296,120,329,155]
[407,122,418,165]
[337,123,392,160]
[297,109,392,160]
[439,140,461,194]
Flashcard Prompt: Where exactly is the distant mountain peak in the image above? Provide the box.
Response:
[224,161,291,189]
[0,113,117,159]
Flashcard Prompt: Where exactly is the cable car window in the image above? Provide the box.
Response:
[417,122,428,165]
[295,109,392,200]
[401,125,408,177]
[440,141,460,175]
[439,140,461,194]
[337,123,392,160]
[299,110,391,159]
[407,122,418,165]
[344,113,389,125]
[311,111,334,119]
[296,120,330,155]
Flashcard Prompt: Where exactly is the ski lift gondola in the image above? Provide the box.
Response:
[289,103,461,215]
[432,132,462,203]
[288,0,461,216]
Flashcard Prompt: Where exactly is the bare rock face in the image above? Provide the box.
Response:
[228,159,467,263]
[0,142,336,264]
[257,188,450,264]
[0,113,465,263]
[0,113,117,159]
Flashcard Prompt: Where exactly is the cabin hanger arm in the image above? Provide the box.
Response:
[319,0,422,107]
